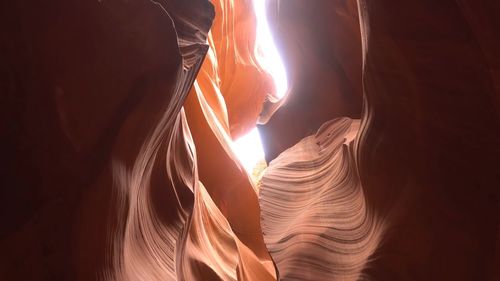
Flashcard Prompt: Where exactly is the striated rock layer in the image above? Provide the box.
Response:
[1,0,207,279]
[259,0,500,280]
[1,0,275,279]
[260,118,385,280]
[2,0,500,280]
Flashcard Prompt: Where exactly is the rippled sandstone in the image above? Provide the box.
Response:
[1,0,499,280]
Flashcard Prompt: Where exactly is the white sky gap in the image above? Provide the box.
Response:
[233,0,288,174]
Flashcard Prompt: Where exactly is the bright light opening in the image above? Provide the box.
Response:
[232,127,265,174]
[232,0,287,176]
[253,0,288,99]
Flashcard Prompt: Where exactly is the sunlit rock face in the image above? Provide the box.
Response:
[198,0,275,139]
[260,118,385,281]
[1,0,500,281]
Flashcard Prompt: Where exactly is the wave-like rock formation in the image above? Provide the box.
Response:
[1,0,207,279]
[1,0,275,279]
[260,118,384,280]
[259,0,500,280]
[2,0,500,280]
[107,0,276,280]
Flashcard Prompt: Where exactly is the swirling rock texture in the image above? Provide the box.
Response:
[260,118,385,281]
[1,1,500,281]
[0,0,214,279]
[260,0,500,280]
[1,0,275,280]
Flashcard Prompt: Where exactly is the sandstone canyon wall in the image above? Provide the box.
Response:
[259,0,500,280]
[1,0,499,281]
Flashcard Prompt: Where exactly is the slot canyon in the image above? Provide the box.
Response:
[1,0,499,280]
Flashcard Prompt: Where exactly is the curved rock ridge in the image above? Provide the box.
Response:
[181,78,276,281]
[109,101,217,281]
[3,0,500,279]
[260,118,385,281]
[0,0,214,280]
[103,1,215,280]
[106,0,277,279]
[171,0,277,279]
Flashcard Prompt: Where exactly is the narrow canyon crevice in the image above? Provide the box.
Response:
[1,0,499,280]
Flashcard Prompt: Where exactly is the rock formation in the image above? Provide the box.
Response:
[260,118,385,280]
[1,0,499,280]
